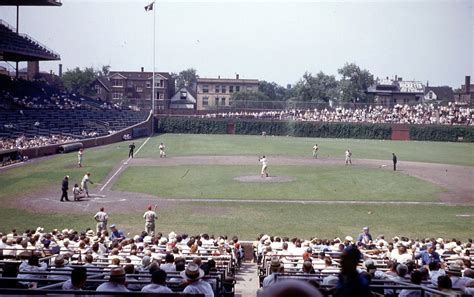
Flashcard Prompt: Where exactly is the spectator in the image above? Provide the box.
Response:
[334,245,371,297]
[398,270,423,297]
[96,267,129,292]
[141,269,173,293]
[62,267,87,291]
[181,263,214,297]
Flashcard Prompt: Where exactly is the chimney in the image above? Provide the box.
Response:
[50,70,54,82]
[236,73,239,80]
[465,76,471,94]
[218,75,220,79]
[141,67,144,72]
[58,64,63,78]
[395,75,397,81]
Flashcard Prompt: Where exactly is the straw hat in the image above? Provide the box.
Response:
[180,263,204,281]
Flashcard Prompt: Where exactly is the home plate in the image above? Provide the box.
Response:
[233,175,296,183]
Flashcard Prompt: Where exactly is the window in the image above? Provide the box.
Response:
[221,98,226,106]
[203,85,209,93]
[127,81,133,88]
[247,86,252,91]
[180,91,187,99]
[202,96,209,106]
[95,85,101,95]
[221,85,226,93]
[111,79,123,87]
[228,98,233,106]
[136,86,143,92]
[155,80,164,88]
[428,92,433,99]
[229,86,234,93]
[112,92,123,100]
[146,81,151,88]
[159,92,164,99]
[215,85,220,93]
[215,97,219,105]
[235,85,240,92]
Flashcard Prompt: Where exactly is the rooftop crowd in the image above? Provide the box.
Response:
[203,103,473,126]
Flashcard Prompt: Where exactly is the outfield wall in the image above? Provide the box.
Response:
[156,117,474,142]
[21,111,153,159]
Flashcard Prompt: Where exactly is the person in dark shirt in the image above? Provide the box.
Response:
[392,153,398,171]
[0,263,28,289]
[334,245,371,297]
[129,142,136,158]
[60,175,70,202]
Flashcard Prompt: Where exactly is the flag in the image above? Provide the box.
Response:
[144,2,154,11]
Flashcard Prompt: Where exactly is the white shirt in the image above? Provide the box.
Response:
[183,280,214,297]
[141,283,173,293]
[96,282,129,292]
[260,157,267,166]
[160,263,176,273]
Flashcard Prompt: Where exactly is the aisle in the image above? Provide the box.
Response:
[234,262,259,297]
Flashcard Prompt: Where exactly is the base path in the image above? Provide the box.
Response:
[12,155,474,213]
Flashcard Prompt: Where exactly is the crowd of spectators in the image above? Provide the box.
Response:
[0,226,240,296]
[255,228,474,296]
[203,103,473,125]
[0,134,78,151]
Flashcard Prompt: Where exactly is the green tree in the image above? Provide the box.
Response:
[337,63,374,103]
[175,68,198,90]
[258,81,288,101]
[61,67,99,96]
[293,71,338,102]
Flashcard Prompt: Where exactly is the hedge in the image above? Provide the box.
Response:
[410,125,474,142]
[156,117,392,139]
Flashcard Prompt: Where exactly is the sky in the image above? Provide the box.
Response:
[0,0,472,88]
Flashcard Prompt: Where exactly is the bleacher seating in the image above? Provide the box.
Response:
[0,20,60,61]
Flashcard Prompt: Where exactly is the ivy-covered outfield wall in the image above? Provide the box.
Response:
[156,117,474,142]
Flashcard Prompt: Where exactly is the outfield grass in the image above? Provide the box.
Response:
[0,140,143,203]
[138,134,474,166]
[113,165,445,202]
[1,203,473,240]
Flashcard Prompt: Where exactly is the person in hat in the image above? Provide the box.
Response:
[259,156,269,178]
[262,257,284,288]
[159,142,166,158]
[48,254,72,280]
[96,267,129,292]
[109,224,125,241]
[312,144,319,159]
[129,142,136,158]
[60,175,70,202]
[81,172,94,197]
[143,205,157,235]
[446,263,470,289]
[141,268,173,293]
[181,263,214,297]
[356,227,373,247]
[345,149,352,166]
[77,148,84,168]
[94,208,108,234]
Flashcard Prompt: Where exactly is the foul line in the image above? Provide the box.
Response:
[99,136,151,192]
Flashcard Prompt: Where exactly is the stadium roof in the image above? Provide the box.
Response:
[0,0,61,6]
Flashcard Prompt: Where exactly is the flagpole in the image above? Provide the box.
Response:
[151,0,156,134]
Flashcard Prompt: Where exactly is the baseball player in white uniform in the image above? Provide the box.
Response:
[312,144,319,159]
[345,149,352,165]
[94,207,108,234]
[81,172,94,197]
[143,205,157,235]
[259,156,269,178]
[159,143,166,158]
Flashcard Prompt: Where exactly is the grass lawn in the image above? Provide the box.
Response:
[1,203,473,241]
[0,139,143,203]
[113,165,445,202]
[138,134,474,166]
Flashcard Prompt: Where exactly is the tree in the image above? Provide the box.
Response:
[175,68,198,90]
[292,71,338,102]
[258,81,288,101]
[337,63,374,103]
[61,67,99,96]
[100,65,110,77]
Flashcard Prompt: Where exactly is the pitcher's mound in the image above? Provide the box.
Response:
[233,175,296,183]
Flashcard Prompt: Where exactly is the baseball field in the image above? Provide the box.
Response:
[0,133,473,240]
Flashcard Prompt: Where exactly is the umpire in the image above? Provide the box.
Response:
[60,175,70,202]
[392,153,397,171]
[129,142,136,158]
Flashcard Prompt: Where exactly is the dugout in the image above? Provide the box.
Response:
[57,142,83,153]
[0,148,20,166]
